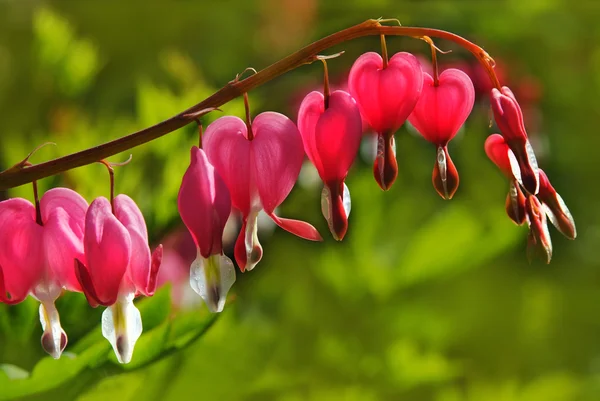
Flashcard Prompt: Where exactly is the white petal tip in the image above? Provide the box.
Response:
[189,254,236,313]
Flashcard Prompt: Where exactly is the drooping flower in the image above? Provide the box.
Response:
[297,90,363,240]
[348,51,423,190]
[75,195,162,364]
[525,194,552,264]
[178,146,235,312]
[408,68,475,199]
[537,169,576,240]
[485,134,575,263]
[0,188,88,359]
[203,112,322,272]
[491,86,539,195]
[485,133,527,225]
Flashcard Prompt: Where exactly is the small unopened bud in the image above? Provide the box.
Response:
[505,180,527,225]
[537,170,576,240]
[525,195,552,264]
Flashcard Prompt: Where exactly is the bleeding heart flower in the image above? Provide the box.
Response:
[298,90,362,240]
[537,169,576,240]
[485,133,527,225]
[348,51,423,190]
[178,146,235,312]
[491,86,539,195]
[75,195,163,364]
[408,68,475,199]
[0,188,88,359]
[203,112,322,272]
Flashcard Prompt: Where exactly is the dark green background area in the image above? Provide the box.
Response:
[0,1,599,400]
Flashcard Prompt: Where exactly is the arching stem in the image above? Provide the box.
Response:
[380,34,389,68]
[0,19,502,190]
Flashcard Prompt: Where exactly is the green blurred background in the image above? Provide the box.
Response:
[0,0,599,400]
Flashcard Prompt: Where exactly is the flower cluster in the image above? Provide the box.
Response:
[0,31,576,364]
[484,87,576,263]
[0,184,162,363]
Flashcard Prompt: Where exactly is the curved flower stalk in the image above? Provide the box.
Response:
[178,146,235,312]
[75,195,162,364]
[203,112,322,272]
[298,90,363,240]
[408,68,475,199]
[348,51,423,190]
[0,188,88,359]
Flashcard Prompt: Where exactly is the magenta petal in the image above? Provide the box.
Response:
[0,198,43,302]
[126,228,152,295]
[314,91,363,182]
[251,112,305,214]
[113,194,149,243]
[408,69,475,146]
[113,195,155,294]
[268,213,323,241]
[297,91,325,172]
[178,146,231,258]
[43,208,85,292]
[144,245,163,296]
[74,259,101,308]
[84,197,131,305]
[40,188,88,233]
[0,264,23,304]
[348,51,423,134]
[484,134,513,178]
[203,116,253,215]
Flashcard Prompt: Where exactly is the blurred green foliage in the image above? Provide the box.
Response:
[0,0,599,400]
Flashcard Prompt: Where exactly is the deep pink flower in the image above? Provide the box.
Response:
[75,195,162,364]
[485,134,527,225]
[203,112,322,272]
[408,69,475,199]
[0,188,87,358]
[537,169,577,240]
[298,90,362,240]
[491,86,539,195]
[348,52,423,190]
[178,146,235,312]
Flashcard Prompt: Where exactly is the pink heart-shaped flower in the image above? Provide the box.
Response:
[348,52,423,135]
[408,68,475,146]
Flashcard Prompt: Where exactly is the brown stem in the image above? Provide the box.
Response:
[380,34,389,68]
[0,19,501,190]
[243,92,253,140]
[423,36,440,86]
[32,179,43,225]
[321,58,331,109]
[98,160,115,213]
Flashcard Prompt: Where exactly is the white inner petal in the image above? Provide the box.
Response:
[507,149,523,186]
[102,294,142,364]
[39,301,66,359]
[436,146,448,183]
[189,253,236,313]
[342,183,351,218]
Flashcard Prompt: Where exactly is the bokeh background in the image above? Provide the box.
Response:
[0,0,599,400]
